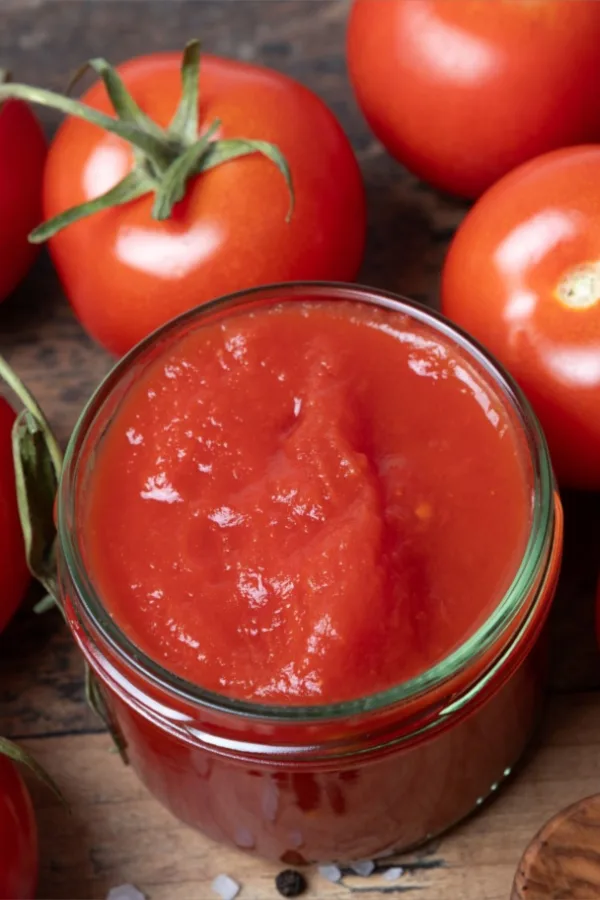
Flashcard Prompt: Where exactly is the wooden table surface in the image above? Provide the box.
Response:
[2,3,600,899]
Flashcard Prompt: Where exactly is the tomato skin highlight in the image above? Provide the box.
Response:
[347,0,600,198]
[0,99,46,302]
[0,397,30,632]
[441,145,600,490]
[43,52,366,356]
[0,756,38,900]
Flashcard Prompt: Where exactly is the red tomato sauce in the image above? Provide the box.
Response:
[82,301,531,705]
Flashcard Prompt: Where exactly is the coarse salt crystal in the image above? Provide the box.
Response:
[318,864,343,883]
[211,873,241,900]
[382,866,404,881]
[350,860,375,877]
[106,886,146,900]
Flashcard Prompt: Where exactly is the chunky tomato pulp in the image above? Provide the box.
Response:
[83,301,531,704]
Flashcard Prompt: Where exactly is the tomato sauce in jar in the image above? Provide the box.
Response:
[59,284,562,863]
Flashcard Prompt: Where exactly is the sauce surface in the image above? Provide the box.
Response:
[82,300,531,704]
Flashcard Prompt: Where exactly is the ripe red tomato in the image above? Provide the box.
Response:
[43,52,366,356]
[0,755,38,899]
[0,96,46,301]
[347,0,600,198]
[0,397,29,631]
[441,145,600,490]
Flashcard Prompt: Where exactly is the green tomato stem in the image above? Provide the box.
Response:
[0,355,62,476]
[30,169,155,244]
[0,41,294,242]
[0,82,172,170]
[168,39,202,143]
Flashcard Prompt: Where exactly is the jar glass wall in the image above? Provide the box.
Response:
[57,283,562,863]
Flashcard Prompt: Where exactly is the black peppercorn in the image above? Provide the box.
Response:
[275,868,308,897]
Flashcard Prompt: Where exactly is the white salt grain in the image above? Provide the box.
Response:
[350,860,375,877]
[382,866,404,881]
[211,874,241,900]
[106,886,146,900]
[318,864,343,883]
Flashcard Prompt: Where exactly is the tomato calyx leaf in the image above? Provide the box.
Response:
[199,138,295,222]
[83,58,168,144]
[12,409,62,602]
[152,118,221,220]
[0,356,63,603]
[0,40,294,241]
[0,737,67,806]
[168,40,201,144]
[30,168,156,244]
[0,82,172,169]
[85,668,129,764]
[34,593,57,614]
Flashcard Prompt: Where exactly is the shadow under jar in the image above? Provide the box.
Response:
[58,283,563,864]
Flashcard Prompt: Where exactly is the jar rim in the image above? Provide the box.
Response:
[58,281,556,722]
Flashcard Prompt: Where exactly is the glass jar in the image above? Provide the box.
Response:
[58,283,563,864]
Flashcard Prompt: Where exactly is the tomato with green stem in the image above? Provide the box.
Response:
[347,0,600,198]
[0,72,46,303]
[442,145,600,490]
[0,42,366,356]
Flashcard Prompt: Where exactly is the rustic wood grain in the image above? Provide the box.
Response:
[0,2,598,898]
[23,694,600,900]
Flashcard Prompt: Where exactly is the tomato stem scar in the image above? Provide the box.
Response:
[556,263,600,310]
